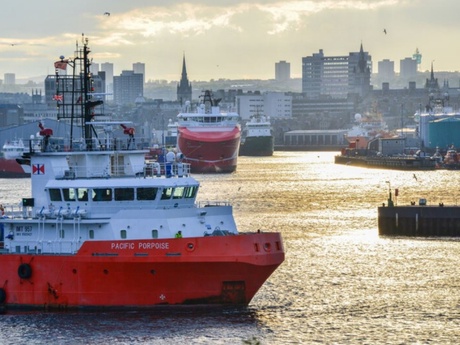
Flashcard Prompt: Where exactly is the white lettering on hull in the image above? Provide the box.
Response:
[110,242,170,250]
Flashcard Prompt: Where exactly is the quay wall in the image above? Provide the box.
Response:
[378,205,460,236]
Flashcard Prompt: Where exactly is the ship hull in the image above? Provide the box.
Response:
[0,158,29,178]
[177,127,241,173]
[0,233,283,309]
[239,136,274,156]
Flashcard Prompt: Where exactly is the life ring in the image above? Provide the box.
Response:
[0,288,5,304]
[18,263,32,279]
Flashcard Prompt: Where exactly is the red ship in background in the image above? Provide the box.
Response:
[0,140,29,178]
[0,38,284,309]
[177,90,241,173]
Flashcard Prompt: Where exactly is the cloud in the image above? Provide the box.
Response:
[98,0,400,38]
[99,3,246,38]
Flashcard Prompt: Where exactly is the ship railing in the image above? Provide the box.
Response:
[0,203,27,219]
[2,239,82,255]
[143,162,191,178]
[47,161,190,180]
[26,136,156,154]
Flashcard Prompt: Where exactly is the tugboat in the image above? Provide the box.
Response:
[239,114,274,156]
[0,37,284,309]
[176,91,241,173]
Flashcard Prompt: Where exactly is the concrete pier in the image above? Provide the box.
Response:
[378,204,460,236]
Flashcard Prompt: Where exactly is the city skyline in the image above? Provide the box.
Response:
[1,1,459,82]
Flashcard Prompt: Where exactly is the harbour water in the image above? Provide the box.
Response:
[1,151,460,344]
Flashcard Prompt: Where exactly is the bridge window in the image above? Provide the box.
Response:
[115,188,134,201]
[63,188,76,202]
[77,188,88,201]
[137,187,158,201]
[161,187,173,200]
[93,188,112,201]
[173,187,185,199]
[49,188,62,202]
[185,186,198,198]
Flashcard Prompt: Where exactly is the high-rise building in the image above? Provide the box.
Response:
[236,91,292,120]
[378,59,395,81]
[177,54,192,104]
[302,44,371,99]
[275,61,290,82]
[4,73,15,85]
[400,58,417,79]
[90,63,100,76]
[101,62,114,100]
[133,62,145,84]
[113,70,143,105]
[101,63,114,84]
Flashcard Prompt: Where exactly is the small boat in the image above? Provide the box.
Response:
[0,38,284,309]
[239,114,274,156]
[442,148,460,169]
[0,139,30,178]
[176,91,241,173]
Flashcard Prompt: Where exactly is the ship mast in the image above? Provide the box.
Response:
[54,35,103,151]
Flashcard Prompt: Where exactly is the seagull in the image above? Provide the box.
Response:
[104,12,110,16]
[383,28,387,34]
[413,173,417,181]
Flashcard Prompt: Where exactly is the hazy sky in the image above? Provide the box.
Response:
[0,0,458,81]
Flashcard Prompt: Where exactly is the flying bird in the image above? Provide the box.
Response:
[104,12,110,16]
[413,173,417,181]
[383,29,387,34]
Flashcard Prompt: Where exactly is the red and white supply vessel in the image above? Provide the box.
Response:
[0,139,30,178]
[177,90,241,173]
[0,38,284,309]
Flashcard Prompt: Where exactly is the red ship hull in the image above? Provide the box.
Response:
[0,233,283,309]
[177,127,241,173]
[0,158,29,178]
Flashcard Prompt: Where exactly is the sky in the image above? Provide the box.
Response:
[0,0,459,82]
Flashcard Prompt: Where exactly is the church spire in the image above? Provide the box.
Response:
[181,53,188,80]
[358,42,367,73]
[177,53,192,104]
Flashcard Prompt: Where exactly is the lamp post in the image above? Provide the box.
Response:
[385,181,393,207]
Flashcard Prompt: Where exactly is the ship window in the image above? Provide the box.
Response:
[49,188,62,202]
[185,186,198,198]
[89,229,94,239]
[161,187,173,200]
[59,229,65,239]
[63,188,76,202]
[120,230,127,239]
[115,188,134,201]
[152,229,158,239]
[173,187,185,199]
[77,188,89,201]
[93,188,112,202]
[137,187,158,201]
